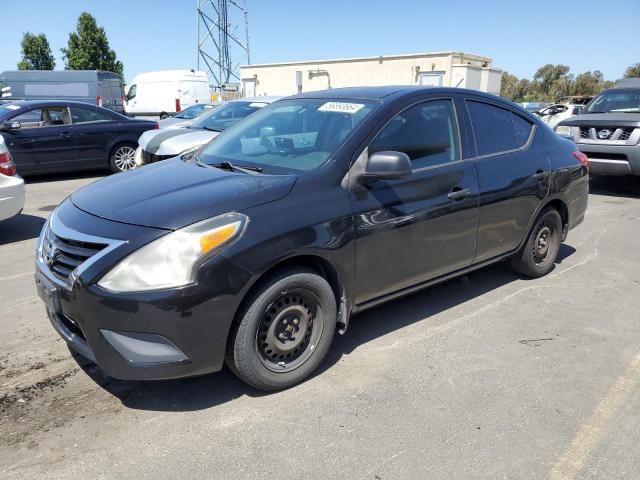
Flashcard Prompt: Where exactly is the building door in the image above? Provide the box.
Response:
[243,79,256,97]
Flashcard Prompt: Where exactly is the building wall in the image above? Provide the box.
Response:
[240,52,501,97]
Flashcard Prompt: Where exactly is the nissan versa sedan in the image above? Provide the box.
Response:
[35,87,589,391]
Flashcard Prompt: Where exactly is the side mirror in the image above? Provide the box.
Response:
[571,106,584,115]
[356,151,412,184]
[1,120,21,131]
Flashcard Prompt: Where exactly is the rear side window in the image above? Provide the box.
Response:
[466,101,516,156]
[370,98,459,170]
[511,113,533,148]
[70,106,114,124]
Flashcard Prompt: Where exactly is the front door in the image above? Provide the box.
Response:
[463,97,550,262]
[350,97,479,305]
[4,106,76,174]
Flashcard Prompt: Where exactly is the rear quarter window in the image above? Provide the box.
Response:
[511,113,533,148]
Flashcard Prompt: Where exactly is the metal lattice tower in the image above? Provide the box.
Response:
[197,0,250,93]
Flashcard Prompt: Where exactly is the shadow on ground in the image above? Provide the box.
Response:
[0,214,45,245]
[589,176,640,199]
[74,248,575,413]
[24,170,107,185]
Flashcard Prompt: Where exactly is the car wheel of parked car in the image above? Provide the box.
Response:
[109,144,137,173]
[226,268,337,391]
[160,112,169,120]
[511,207,562,278]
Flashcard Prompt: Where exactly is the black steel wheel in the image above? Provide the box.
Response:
[511,207,562,278]
[226,268,337,391]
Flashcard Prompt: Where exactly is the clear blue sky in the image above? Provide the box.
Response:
[1,0,638,84]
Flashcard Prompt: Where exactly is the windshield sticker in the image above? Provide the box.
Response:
[4,105,20,110]
[318,102,365,114]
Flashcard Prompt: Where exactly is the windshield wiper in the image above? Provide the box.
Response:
[203,126,222,132]
[212,160,262,174]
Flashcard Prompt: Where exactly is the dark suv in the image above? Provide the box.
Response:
[35,87,589,391]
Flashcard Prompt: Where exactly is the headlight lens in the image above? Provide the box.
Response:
[554,125,572,136]
[98,212,248,292]
[134,146,144,166]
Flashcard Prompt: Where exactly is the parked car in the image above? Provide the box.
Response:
[536,96,593,135]
[0,135,25,221]
[0,70,125,114]
[559,79,640,176]
[125,70,210,119]
[0,100,158,175]
[135,97,278,167]
[35,86,588,391]
[157,103,219,129]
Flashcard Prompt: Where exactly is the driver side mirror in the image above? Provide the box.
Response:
[355,151,412,184]
[1,120,21,131]
[571,106,584,115]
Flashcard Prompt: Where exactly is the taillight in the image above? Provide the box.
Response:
[97,95,103,107]
[153,122,160,129]
[0,151,17,176]
[175,98,181,113]
[572,150,589,170]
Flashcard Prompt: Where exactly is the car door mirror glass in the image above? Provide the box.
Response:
[571,106,583,115]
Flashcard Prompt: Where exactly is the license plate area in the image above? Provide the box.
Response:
[36,273,61,314]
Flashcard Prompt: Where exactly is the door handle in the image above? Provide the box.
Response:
[532,170,549,180]
[59,131,72,137]
[448,187,471,201]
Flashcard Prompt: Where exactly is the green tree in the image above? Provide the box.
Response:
[17,32,55,70]
[61,12,123,76]
[500,72,519,100]
[624,63,640,78]
[531,64,573,102]
[571,70,607,96]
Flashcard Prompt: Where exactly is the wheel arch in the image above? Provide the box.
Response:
[541,197,569,241]
[233,254,350,337]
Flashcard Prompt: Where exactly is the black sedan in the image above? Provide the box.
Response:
[35,87,588,391]
[0,100,158,174]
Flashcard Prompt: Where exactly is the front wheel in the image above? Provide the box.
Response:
[511,207,562,278]
[226,268,337,391]
[109,144,137,173]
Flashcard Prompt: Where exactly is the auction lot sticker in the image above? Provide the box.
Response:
[318,102,365,114]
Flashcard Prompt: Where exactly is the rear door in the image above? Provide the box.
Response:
[3,106,76,174]
[463,97,550,263]
[350,96,479,304]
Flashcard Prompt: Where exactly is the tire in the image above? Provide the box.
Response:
[511,207,562,278]
[159,112,169,120]
[109,144,137,173]
[226,268,337,391]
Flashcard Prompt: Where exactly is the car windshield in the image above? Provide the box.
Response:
[188,101,267,131]
[175,104,212,119]
[585,89,640,113]
[197,99,377,174]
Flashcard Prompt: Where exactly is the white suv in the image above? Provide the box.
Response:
[0,135,25,221]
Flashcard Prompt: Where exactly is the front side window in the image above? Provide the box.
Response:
[198,99,376,174]
[189,101,268,132]
[11,107,69,128]
[467,101,517,156]
[369,98,459,170]
[126,84,137,101]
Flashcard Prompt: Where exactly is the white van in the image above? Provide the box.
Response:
[125,70,210,119]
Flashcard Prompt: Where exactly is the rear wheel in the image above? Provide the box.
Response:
[511,207,562,278]
[226,268,337,391]
[109,144,137,173]
[159,112,169,120]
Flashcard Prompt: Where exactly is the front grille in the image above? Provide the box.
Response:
[579,127,636,142]
[49,235,106,281]
[580,128,590,139]
[618,128,633,141]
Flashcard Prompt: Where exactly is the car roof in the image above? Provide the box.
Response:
[231,96,282,104]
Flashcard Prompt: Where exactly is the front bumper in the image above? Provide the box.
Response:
[575,143,640,176]
[35,202,253,381]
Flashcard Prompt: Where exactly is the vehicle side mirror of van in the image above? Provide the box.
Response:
[357,151,412,184]
[571,106,584,115]
[1,120,21,131]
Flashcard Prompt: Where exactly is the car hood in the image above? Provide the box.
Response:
[559,113,640,128]
[71,158,297,230]
[138,127,220,156]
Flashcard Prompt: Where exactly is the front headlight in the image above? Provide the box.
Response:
[554,125,572,136]
[98,212,248,292]
[134,146,144,167]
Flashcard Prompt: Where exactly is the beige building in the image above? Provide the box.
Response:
[239,51,503,97]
